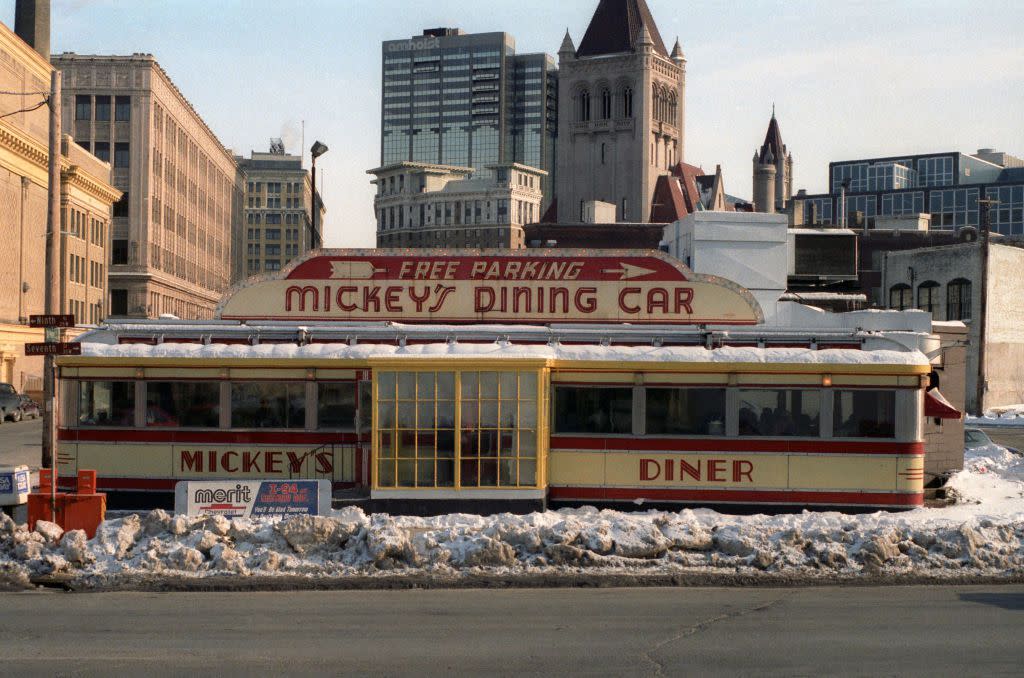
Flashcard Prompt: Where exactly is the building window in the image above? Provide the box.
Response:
[93,142,110,163]
[115,95,131,121]
[318,382,357,430]
[109,289,128,315]
[600,143,606,165]
[113,192,129,218]
[917,281,940,319]
[621,86,633,118]
[577,88,590,122]
[111,239,128,265]
[738,389,821,437]
[646,388,726,435]
[114,143,130,168]
[75,95,91,121]
[833,390,896,438]
[146,382,219,428]
[601,88,611,119]
[946,278,971,321]
[554,386,632,434]
[94,96,111,121]
[230,382,305,429]
[889,284,912,310]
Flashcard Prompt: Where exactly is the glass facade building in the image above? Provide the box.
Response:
[801,151,1024,235]
[381,29,556,200]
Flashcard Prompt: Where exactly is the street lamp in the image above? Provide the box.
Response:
[310,141,328,250]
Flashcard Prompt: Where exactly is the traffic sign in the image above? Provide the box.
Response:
[24,342,81,356]
[29,314,75,328]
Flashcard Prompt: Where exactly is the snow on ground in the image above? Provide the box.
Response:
[2,451,1024,589]
[967,405,1024,427]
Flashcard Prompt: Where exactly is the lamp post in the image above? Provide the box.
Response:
[310,141,328,250]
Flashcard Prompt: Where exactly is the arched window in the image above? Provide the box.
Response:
[621,87,633,118]
[946,278,971,320]
[578,89,591,121]
[668,91,678,124]
[917,281,940,319]
[652,84,660,122]
[889,284,911,310]
[601,88,612,119]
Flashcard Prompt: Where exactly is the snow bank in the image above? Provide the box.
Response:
[967,405,1024,428]
[1,455,1023,589]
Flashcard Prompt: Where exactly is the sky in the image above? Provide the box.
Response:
[4,0,1023,247]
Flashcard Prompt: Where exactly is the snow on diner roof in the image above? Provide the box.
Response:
[75,340,931,367]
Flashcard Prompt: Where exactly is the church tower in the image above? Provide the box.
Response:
[752,109,793,213]
[555,0,685,223]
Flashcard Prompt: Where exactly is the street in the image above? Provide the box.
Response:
[0,586,1020,676]
[983,426,1024,453]
[0,416,41,470]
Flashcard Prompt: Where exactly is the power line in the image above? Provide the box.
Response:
[0,89,49,96]
[0,98,48,121]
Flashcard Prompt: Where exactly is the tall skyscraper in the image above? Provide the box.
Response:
[555,0,686,223]
[235,142,324,281]
[380,28,557,203]
[53,53,243,320]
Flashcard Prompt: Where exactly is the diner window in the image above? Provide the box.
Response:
[230,382,305,429]
[318,382,356,429]
[833,390,896,439]
[376,370,539,489]
[738,389,820,437]
[377,371,456,488]
[888,283,912,311]
[554,386,632,434]
[146,382,219,427]
[946,278,971,321]
[460,371,538,487]
[645,388,726,435]
[78,381,134,426]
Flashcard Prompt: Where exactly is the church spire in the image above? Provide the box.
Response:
[575,0,669,58]
[559,29,576,57]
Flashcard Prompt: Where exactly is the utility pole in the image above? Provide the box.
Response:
[42,69,61,519]
[975,198,998,415]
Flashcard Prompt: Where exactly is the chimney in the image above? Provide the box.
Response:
[14,0,50,60]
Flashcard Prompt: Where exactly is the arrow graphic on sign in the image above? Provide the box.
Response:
[601,263,659,280]
[330,261,388,279]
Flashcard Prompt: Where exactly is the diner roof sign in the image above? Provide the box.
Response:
[217,249,764,326]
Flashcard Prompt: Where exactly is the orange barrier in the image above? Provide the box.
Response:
[28,469,106,538]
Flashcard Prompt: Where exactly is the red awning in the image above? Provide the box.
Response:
[924,388,962,419]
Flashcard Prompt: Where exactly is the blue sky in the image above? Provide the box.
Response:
[5,0,1022,246]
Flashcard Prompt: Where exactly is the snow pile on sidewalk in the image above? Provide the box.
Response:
[1,459,1023,588]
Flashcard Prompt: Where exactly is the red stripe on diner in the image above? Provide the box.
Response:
[549,486,923,506]
[549,437,924,455]
[58,429,364,445]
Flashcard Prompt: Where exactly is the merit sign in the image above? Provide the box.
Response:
[217,249,763,325]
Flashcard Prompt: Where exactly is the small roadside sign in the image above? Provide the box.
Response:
[24,342,82,356]
[29,314,75,328]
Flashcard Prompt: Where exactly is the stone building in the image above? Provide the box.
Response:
[884,241,1024,414]
[52,53,243,319]
[752,110,793,214]
[555,0,685,224]
[235,141,323,281]
[0,13,118,393]
[370,161,544,249]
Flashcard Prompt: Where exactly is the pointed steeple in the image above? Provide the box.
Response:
[758,108,786,164]
[558,29,576,58]
[670,37,684,62]
[637,22,653,53]
[575,0,669,58]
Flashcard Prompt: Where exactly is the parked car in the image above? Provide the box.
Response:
[965,427,1021,456]
[0,383,22,423]
[17,395,40,420]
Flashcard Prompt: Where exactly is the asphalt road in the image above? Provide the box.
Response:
[0,586,1021,676]
[982,426,1024,453]
[0,415,41,469]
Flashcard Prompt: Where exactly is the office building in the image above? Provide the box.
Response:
[380,28,557,203]
[52,53,243,319]
[370,161,544,248]
[0,9,119,394]
[796,148,1024,235]
[235,141,323,280]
